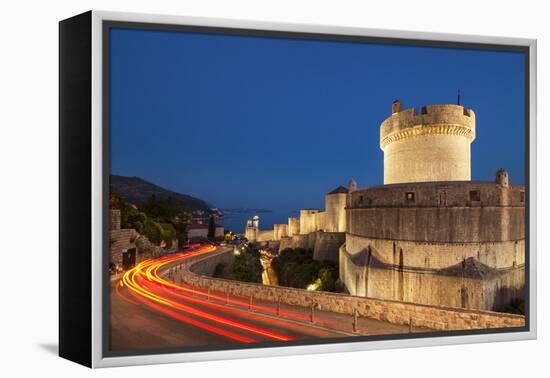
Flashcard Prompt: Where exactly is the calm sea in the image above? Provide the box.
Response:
[222,210,298,234]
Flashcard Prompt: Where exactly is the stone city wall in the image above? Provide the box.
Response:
[279,231,345,263]
[350,182,525,209]
[110,229,176,266]
[347,206,525,243]
[181,250,524,331]
[345,234,525,270]
[110,228,138,266]
[298,196,346,235]
[247,191,347,244]
[482,268,526,311]
[265,240,281,250]
[110,209,178,267]
[110,208,178,269]
[273,224,289,241]
[300,209,321,234]
[324,193,347,232]
[190,248,235,276]
[279,234,309,251]
[244,227,255,241]
[313,232,346,263]
[281,232,317,251]
[340,245,525,311]
[288,217,300,236]
[246,227,275,242]
[256,229,274,242]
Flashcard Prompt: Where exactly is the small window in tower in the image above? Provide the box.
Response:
[469,190,481,202]
[405,192,415,202]
[439,191,447,206]
[520,191,525,203]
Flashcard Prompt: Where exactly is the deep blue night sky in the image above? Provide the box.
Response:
[109,28,525,211]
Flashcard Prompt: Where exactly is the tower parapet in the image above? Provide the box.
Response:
[380,101,476,184]
[495,168,510,187]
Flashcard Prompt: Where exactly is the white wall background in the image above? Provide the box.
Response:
[0,0,546,376]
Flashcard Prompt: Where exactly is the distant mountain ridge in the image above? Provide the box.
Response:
[221,208,272,213]
[110,175,211,212]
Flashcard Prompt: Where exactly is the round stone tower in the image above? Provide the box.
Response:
[380,100,476,184]
[325,186,349,233]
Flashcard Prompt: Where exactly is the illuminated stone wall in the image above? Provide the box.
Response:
[244,189,347,246]
[279,231,345,263]
[273,224,289,241]
[297,192,347,235]
[339,245,525,311]
[348,183,525,243]
[324,192,347,232]
[279,234,309,251]
[181,249,525,331]
[256,229,274,242]
[313,232,345,263]
[346,234,525,270]
[341,176,526,311]
[288,217,300,236]
[299,209,321,234]
[244,226,256,241]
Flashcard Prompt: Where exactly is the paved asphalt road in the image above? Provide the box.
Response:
[109,246,425,353]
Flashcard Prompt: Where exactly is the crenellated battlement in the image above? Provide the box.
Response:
[380,102,476,149]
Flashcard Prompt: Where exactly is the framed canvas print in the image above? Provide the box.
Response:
[59,10,537,368]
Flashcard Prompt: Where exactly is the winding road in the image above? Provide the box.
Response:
[110,244,416,352]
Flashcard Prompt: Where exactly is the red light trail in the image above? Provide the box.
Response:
[118,245,296,343]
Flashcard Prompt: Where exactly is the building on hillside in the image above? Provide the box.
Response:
[188,222,224,240]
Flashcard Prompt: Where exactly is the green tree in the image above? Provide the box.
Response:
[214,249,262,283]
[142,218,163,244]
[142,195,180,221]
[271,248,339,292]
[171,213,191,248]
[207,215,216,240]
[142,195,190,247]
[159,223,176,249]
[111,192,190,249]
